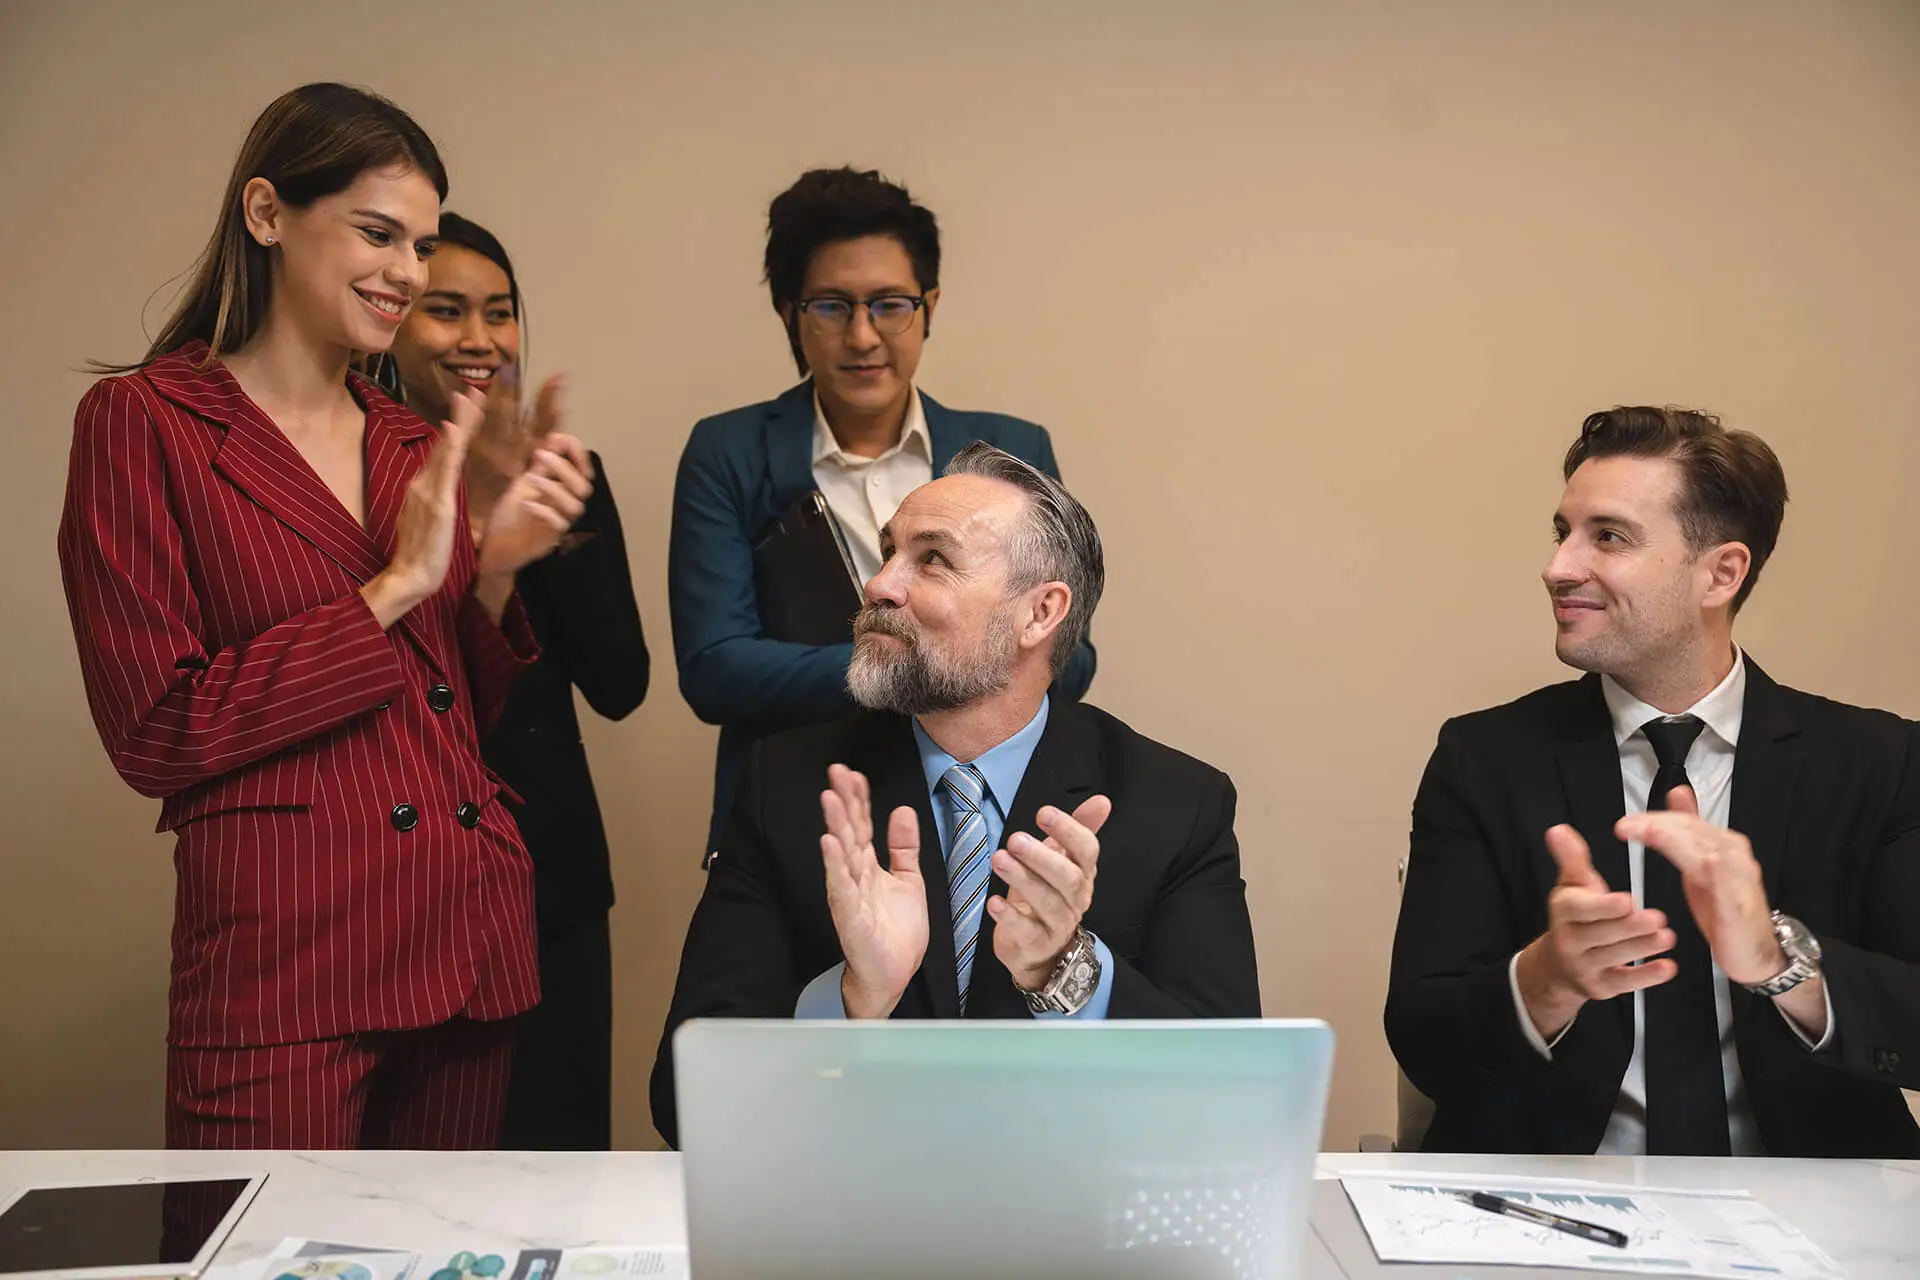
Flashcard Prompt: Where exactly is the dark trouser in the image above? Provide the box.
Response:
[501,913,613,1150]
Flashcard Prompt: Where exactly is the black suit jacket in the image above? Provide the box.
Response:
[649,699,1262,1147]
[1386,659,1920,1158]
[482,453,648,939]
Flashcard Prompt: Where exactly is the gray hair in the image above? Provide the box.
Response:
[943,443,1103,674]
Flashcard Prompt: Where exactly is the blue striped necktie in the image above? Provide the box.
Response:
[939,762,993,1013]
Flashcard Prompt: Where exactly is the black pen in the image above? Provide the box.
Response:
[1458,1191,1630,1249]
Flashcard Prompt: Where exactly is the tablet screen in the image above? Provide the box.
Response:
[0,1178,254,1275]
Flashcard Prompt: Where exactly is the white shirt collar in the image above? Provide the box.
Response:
[1601,647,1746,751]
[811,386,931,467]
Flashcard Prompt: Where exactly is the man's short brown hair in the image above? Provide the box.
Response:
[1564,406,1789,613]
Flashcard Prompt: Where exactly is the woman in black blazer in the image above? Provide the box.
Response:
[388,213,648,1149]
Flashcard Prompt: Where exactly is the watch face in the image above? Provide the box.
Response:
[1778,914,1821,965]
[1031,935,1100,1013]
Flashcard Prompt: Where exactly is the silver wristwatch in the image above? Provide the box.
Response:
[1744,911,1822,997]
[1020,927,1102,1015]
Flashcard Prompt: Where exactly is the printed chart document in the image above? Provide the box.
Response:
[1339,1171,1846,1278]
[235,1237,689,1280]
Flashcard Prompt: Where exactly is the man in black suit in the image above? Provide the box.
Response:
[651,444,1259,1147]
[1387,406,1920,1158]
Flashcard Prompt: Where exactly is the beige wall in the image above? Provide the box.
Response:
[3,0,1917,1151]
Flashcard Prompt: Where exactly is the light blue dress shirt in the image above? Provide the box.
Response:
[795,696,1115,1019]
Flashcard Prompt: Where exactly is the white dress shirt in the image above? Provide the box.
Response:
[810,389,933,585]
[1506,649,1833,1154]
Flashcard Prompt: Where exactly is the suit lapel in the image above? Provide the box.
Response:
[1552,675,1633,1042]
[969,701,1100,1019]
[355,380,448,677]
[764,382,821,509]
[1553,676,1631,888]
[922,390,966,474]
[146,350,389,585]
[1727,660,1803,910]
[1725,659,1804,1082]
[358,375,433,560]
[147,346,446,675]
[858,712,959,1017]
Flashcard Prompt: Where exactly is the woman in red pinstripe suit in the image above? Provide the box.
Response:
[56,82,593,1150]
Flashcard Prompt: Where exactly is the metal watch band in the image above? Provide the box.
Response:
[1746,959,1816,998]
[1744,910,1821,998]
[1021,927,1100,1015]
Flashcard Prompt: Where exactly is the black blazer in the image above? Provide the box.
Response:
[483,452,648,939]
[649,699,1262,1147]
[1386,659,1920,1158]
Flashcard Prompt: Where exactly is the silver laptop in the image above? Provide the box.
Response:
[674,1019,1335,1280]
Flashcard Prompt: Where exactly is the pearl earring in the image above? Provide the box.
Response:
[264,236,275,245]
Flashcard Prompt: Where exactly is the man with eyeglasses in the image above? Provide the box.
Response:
[670,167,1095,861]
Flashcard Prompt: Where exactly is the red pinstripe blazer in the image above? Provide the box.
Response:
[57,341,542,1049]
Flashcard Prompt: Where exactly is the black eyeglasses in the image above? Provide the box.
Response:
[795,294,926,336]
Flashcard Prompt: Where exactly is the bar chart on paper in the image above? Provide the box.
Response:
[1338,1172,1847,1278]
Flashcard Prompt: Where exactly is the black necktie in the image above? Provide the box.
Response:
[1638,714,1730,1155]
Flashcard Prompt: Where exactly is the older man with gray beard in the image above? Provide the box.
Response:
[649,444,1260,1148]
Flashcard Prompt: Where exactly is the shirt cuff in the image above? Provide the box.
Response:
[1509,951,1573,1059]
[1774,980,1836,1051]
[795,963,848,1019]
[797,938,1119,1021]
[1035,935,1116,1021]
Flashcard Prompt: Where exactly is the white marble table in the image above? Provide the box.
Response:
[3,1149,1915,1278]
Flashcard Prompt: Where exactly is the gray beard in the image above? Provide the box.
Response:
[847,611,1016,716]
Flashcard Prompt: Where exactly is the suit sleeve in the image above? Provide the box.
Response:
[1029,425,1097,701]
[1386,721,1609,1106]
[1107,773,1261,1017]
[457,583,538,739]
[1803,719,1920,1089]
[668,420,854,730]
[57,378,406,798]
[649,741,801,1147]
[528,452,649,721]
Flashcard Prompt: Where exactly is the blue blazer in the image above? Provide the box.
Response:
[669,381,1097,854]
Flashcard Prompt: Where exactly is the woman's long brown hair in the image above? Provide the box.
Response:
[95,82,448,373]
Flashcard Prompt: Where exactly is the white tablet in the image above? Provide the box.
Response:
[0,1173,267,1280]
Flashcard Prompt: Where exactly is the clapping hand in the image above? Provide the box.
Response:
[819,764,930,1019]
[466,366,567,535]
[473,432,594,579]
[988,796,1112,991]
